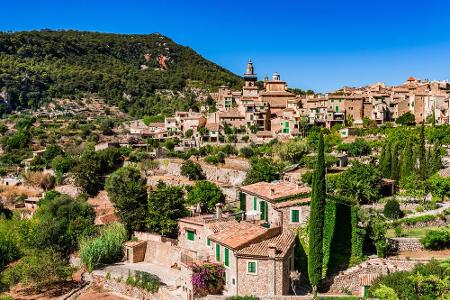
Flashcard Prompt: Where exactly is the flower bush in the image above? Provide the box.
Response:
[191,263,225,297]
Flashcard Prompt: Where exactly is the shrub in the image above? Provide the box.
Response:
[180,160,205,180]
[79,223,127,272]
[191,263,225,297]
[187,181,225,212]
[1,250,72,291]
[421,228,450,250]
[383,199,403,219]
[239,147,254,158]
[371,284,399,300]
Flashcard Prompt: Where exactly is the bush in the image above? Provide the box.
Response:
[180,160,205,180]
[124,271,159,293]
[421,228,450,250]
[79,223,127,272]
[240,147,254,158]
[191,263,225,297]
[383,199,403,219]
[1,249,72,291]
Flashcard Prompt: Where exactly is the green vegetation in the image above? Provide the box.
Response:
[421,228,450,250]
[0,30,242,116]
[396,112,416,126]
[180,160,205,180]
[186,181,225,212]
[369,260,450,300]
[147,182,188,237]
[124,271,159,293]
[105,166,148,232]
[80,223,127,272]
[308,132,326,297]
[244,157,282,185]
[383,199,404,219]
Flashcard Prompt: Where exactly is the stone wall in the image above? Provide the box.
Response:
[400,215,450,229]
[388,238,424,252]
[91,275,182,300]
[326,257,421,294]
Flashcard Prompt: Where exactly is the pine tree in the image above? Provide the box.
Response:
[418,122,427,180]
[308,132,326,298]
[400,139,414,179]
[380,142,392,178]
[391,143,400,181]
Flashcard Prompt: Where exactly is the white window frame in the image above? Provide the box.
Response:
[246,260,258,275]
[290,208,301,224]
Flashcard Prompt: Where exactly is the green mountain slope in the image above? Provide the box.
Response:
[0,30,242,116]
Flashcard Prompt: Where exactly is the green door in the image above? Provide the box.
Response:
[260,201,268,221]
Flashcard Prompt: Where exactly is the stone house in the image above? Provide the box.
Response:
[237,181,311,230]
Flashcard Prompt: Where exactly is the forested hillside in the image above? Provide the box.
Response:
[0,30,242,116]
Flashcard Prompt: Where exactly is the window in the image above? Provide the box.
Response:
[291,209,300,223]
[187,230,195,241]
[232,277,236,286]
[239,192,246,211]
[216,244,221,261]
[253,196,257,210]
[224,248,230,267]
[247,261,257,274]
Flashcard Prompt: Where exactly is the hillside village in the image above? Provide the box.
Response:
[1,56,450,300]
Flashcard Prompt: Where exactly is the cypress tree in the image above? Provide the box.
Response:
[380,142,392,178]
[391,143,400,181]
[400,139,414,179]
[430,143,442,174]
[418,122,427,180]
[308,132,326,297]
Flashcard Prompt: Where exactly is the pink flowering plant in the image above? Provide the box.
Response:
[191,263,225,297]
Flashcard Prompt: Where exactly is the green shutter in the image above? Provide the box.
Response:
[291,210,299,223]
[259,201,268,221]
[224,248,229,267]
[239,192,246,211]
[253,196,257,210]
[187,230,195,241]
[207,238,211,246]
[336,106,339,112]
[247,261,256,273]
[216,244,221,261]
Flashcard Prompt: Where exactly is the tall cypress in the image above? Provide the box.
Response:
[308,132,326,297]
[400,139,414,179]
[391,143,400,181]
[418,122,427,180]
[430,143,442,174]
[380,142,392,178]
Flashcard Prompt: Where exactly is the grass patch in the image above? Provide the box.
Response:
[386,226,448,238]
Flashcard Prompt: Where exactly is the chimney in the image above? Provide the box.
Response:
[268,243,277,258]
[215,203,223,219]
[270,188,275,196]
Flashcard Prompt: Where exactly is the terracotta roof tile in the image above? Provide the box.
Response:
[274,197,311,209]
[236,231,295,259]
[239,181,311,202]
[209,222,279,250]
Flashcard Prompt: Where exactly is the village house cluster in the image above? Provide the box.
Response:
[125,180,312,297]
[126,61,450,145]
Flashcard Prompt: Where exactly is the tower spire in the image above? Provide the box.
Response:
[245,59,255,76]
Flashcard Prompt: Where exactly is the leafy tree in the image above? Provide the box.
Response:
[27,193,95,255]
[308,132,326,297]
[428,174,450,201]
[51,154,75,174]
[243,157,281,185]
[2,130,30,151]
[100,118,114,135]
[42,144,64,167]
[73,151,103,196]
[180,160,205,180]
[187,181,225,212]
[105,166,148,232]
[164,138,178,151]
[421,228,450,250]
[239,147,254,158]
[336,161,382,204]
[396,112,415,126]
[185,129,194,138]
[147,183,188,237]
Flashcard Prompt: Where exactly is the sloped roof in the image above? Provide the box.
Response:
[239,181,311,202]
[236,230,295,259]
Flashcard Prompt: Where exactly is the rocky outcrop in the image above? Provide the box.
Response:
[389,238,425,252]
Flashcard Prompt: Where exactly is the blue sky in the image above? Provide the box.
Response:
[2,0,450,92]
